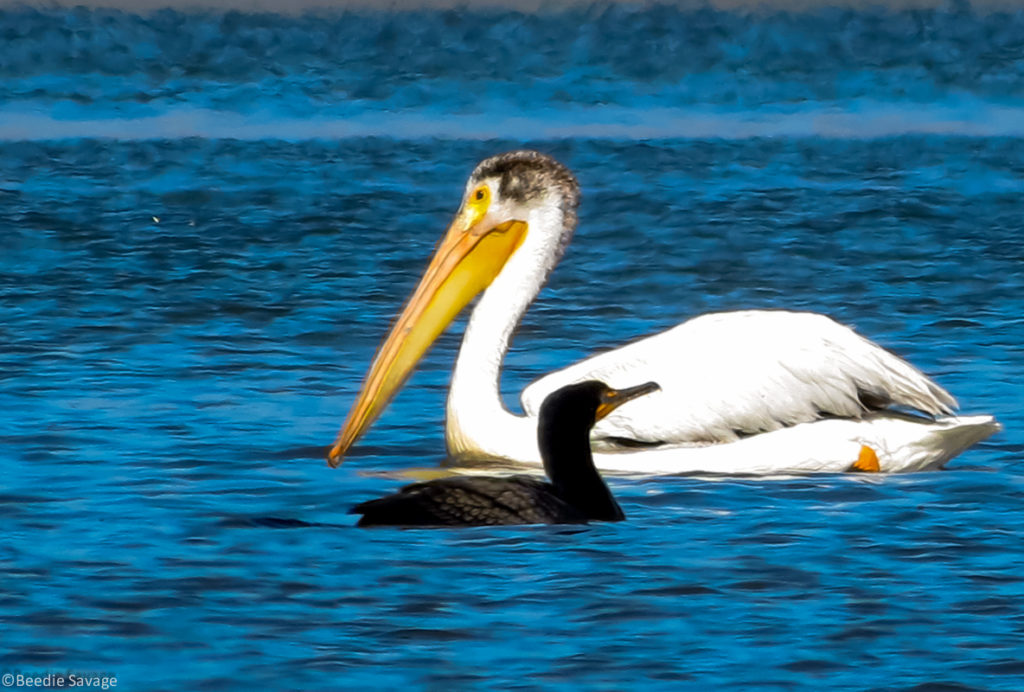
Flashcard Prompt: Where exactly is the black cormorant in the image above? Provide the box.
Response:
[351,380,659,527]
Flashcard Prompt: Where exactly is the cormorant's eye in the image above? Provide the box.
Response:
[475,189,485,201]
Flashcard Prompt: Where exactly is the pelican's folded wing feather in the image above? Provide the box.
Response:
[520,311,956,446]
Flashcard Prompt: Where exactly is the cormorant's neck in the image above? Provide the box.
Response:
[540,422,625,522]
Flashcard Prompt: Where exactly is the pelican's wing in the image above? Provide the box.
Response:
[520,310,956,446]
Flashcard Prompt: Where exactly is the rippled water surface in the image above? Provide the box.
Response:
[2,5,1024,690]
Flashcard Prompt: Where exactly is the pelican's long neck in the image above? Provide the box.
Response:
[446,202,569,463]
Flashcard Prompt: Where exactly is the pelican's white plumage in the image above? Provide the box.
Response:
[330,150,1000,474]
[574,413,1002,476]
[521,310,955,446]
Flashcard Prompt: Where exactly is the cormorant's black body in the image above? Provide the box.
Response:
[351,475,588,526]
[351,380,657,527]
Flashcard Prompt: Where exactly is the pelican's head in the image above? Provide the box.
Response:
[328,151,580,466]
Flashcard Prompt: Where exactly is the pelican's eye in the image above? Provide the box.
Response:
[467,184,491,221]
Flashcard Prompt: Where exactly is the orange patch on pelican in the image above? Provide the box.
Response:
[850,445,881,473]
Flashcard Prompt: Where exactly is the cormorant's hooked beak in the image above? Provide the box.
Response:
[595,382,661,422]
[328,206,528,467]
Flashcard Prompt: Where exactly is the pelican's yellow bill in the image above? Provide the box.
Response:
[328,217,527,466]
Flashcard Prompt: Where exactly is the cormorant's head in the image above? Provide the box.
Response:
[539,380,661,435]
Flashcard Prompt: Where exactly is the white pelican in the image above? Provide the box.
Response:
[328,150,1000,474]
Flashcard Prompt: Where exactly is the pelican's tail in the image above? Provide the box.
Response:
[887,414,1003,472]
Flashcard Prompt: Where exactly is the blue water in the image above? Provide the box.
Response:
[2,5,1023,690]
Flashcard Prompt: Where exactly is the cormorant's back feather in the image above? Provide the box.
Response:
[352,476,587,527]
